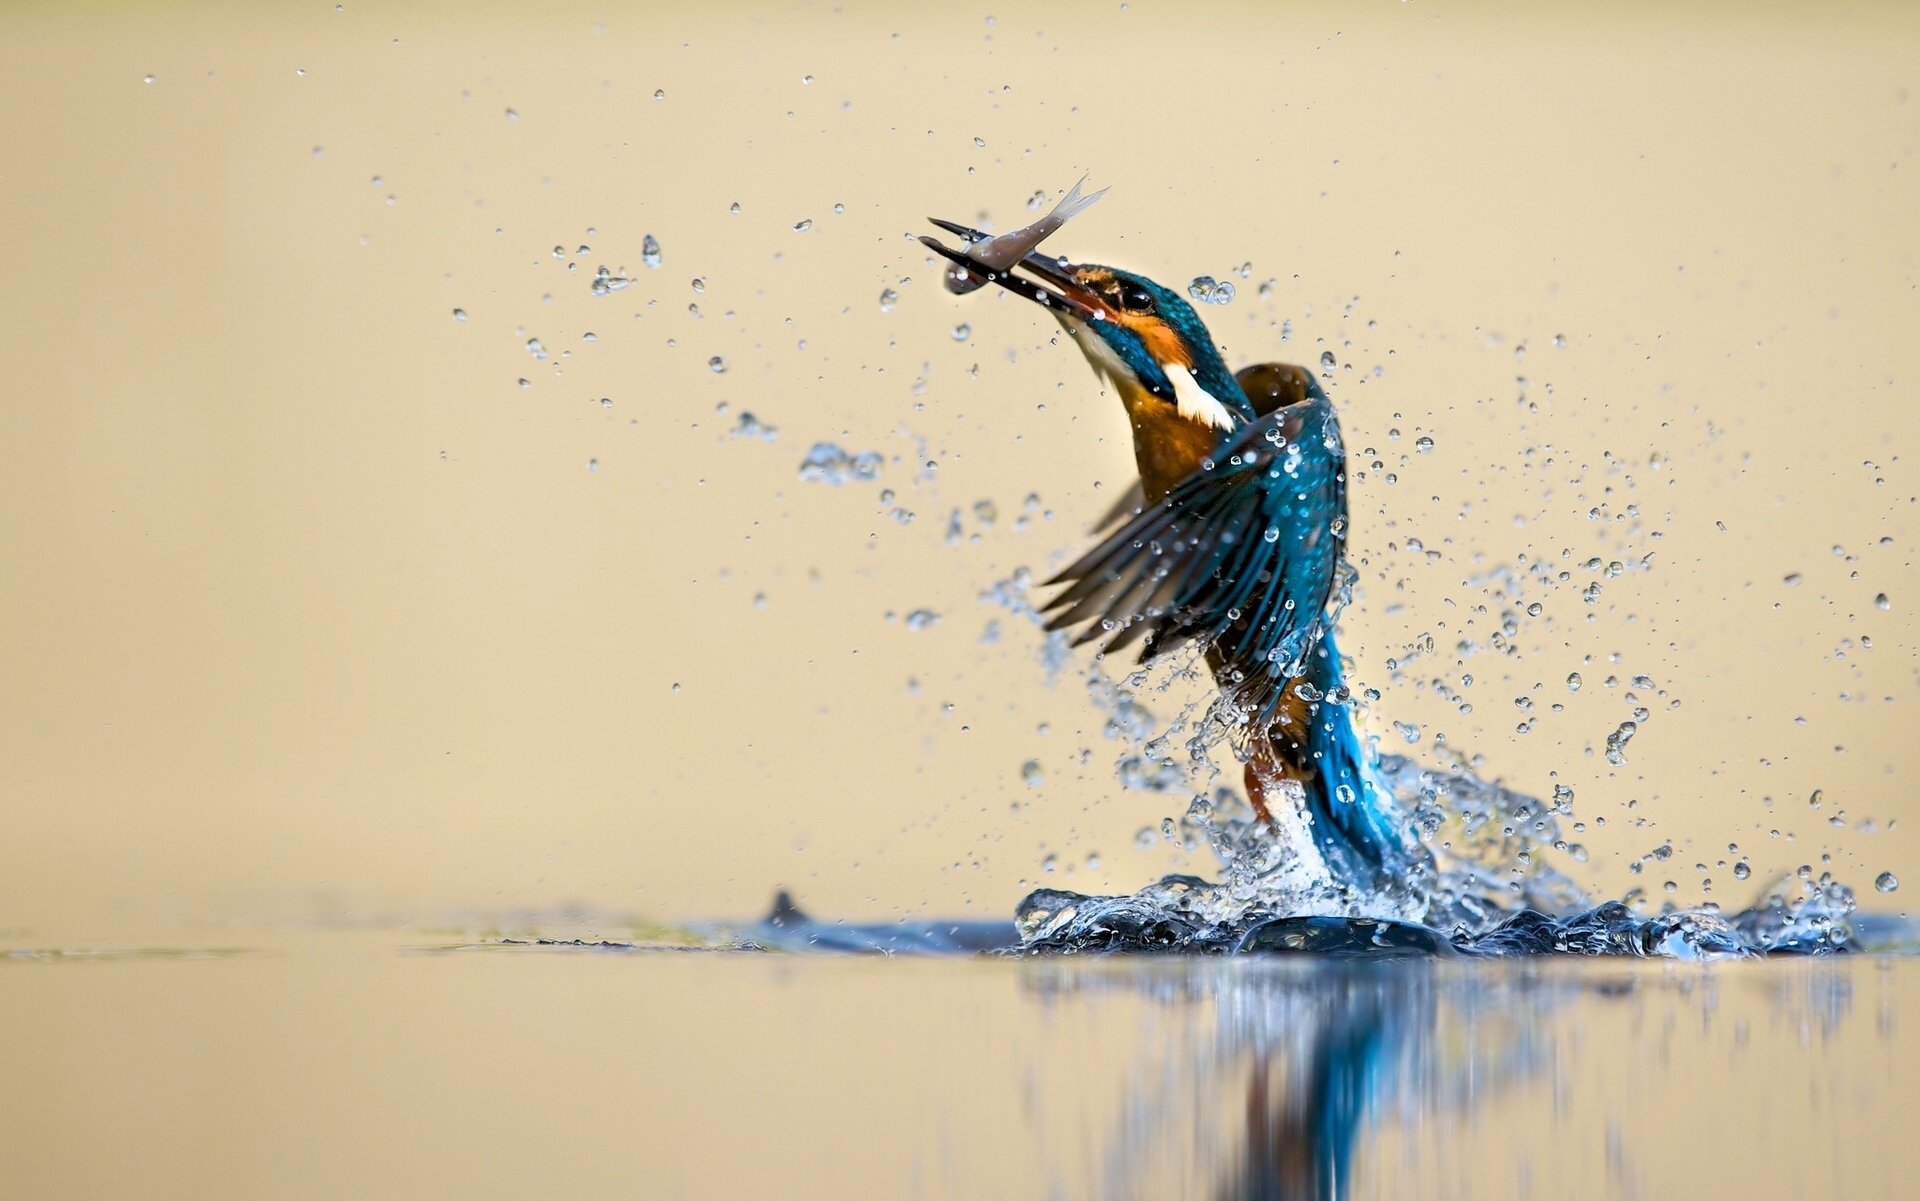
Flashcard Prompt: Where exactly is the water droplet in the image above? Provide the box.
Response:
[832,202,845,215]
[1319,350,1337,369]
[1185,276,1235,305]
[1414,436,1435,452]
[525,337,548,360]
[797,443,884,485]
[904,609,941,631]
[641,234,662,269]
[691,277,706,293]
[1021,760,1044,788]
[590,267,633,296]
[504,107,517,121]
[1604,720,1638,767]
[586,458,599,473]
[708,355,727,373]
[1393,720,1422,744]
[1262,526,1280,544]
[1553,333,1567,348]
[1875,593,1890,610]
[802,74,814,85]
[1526,602,1544,617]
[1876,871,1899,893]
[452,308,468,322]
[1783,572,1803,588]
[972,136,986,147]
[878,287,898,312]
[792,218,812,233]
[652,88,666,102]
[1733,860,1751,881]
[143,73,156,85]
[729,202,741,216]
[730,411,778,442]
[951,323,971,342]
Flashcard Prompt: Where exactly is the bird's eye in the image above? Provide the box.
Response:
[1118,283,1155,313]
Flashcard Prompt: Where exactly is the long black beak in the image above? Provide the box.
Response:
[919,218,1102,322]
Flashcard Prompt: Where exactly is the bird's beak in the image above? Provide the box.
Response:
[919,218,1103,322]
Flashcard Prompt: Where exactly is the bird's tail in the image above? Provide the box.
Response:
[1289,630,1414,885]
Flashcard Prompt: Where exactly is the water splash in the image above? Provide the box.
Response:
[1012,875,1860,960]
[1009,745,1866,959]
[1186,276,1236,305]
[996,637,1864,959]
[797,442,883,485]
[729,411,778,442]
[590,266,634,295]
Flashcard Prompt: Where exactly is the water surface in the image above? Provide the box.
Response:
[2,930,1914,1200]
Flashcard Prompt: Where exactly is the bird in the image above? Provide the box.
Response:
[921,218,1417,888]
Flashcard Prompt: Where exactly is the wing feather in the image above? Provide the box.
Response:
[1043,385,1349,728]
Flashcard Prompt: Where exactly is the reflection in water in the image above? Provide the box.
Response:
[1020,960,1854,1201]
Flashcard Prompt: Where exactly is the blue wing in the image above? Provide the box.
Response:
[1042,387,1348,729]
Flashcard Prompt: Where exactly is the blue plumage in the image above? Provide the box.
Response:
[1043,382,1345,729]
[918,216,1419,884]
[1043,375,1411,877]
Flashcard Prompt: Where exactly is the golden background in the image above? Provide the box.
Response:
[0,1,1913,938]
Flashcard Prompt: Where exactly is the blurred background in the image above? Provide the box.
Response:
[0,0,1913,939]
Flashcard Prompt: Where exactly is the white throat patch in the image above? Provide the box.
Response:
[1162,361,1240,432]
[1065,322,1241,434]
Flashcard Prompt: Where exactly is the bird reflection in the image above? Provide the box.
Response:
[1016,960,1853,1201]
[1231,970,1401,1201]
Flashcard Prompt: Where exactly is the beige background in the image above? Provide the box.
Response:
[0,1,1914,938]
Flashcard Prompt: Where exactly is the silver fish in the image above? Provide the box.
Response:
[943,175,1108,295]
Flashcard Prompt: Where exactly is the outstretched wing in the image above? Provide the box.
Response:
[1042,384,1348,727]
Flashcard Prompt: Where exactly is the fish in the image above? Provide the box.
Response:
[942,175,1108,295]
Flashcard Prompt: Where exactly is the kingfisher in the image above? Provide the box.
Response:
[921,216,1418,889]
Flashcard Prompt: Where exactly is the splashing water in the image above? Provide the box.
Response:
[1010,752,1865,959]
[994,634,1868,960]
[797,442,883,485]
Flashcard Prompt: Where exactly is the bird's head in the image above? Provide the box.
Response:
[923,220,1256,434]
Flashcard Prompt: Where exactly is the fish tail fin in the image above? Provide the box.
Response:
[1052,174,1108,223]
